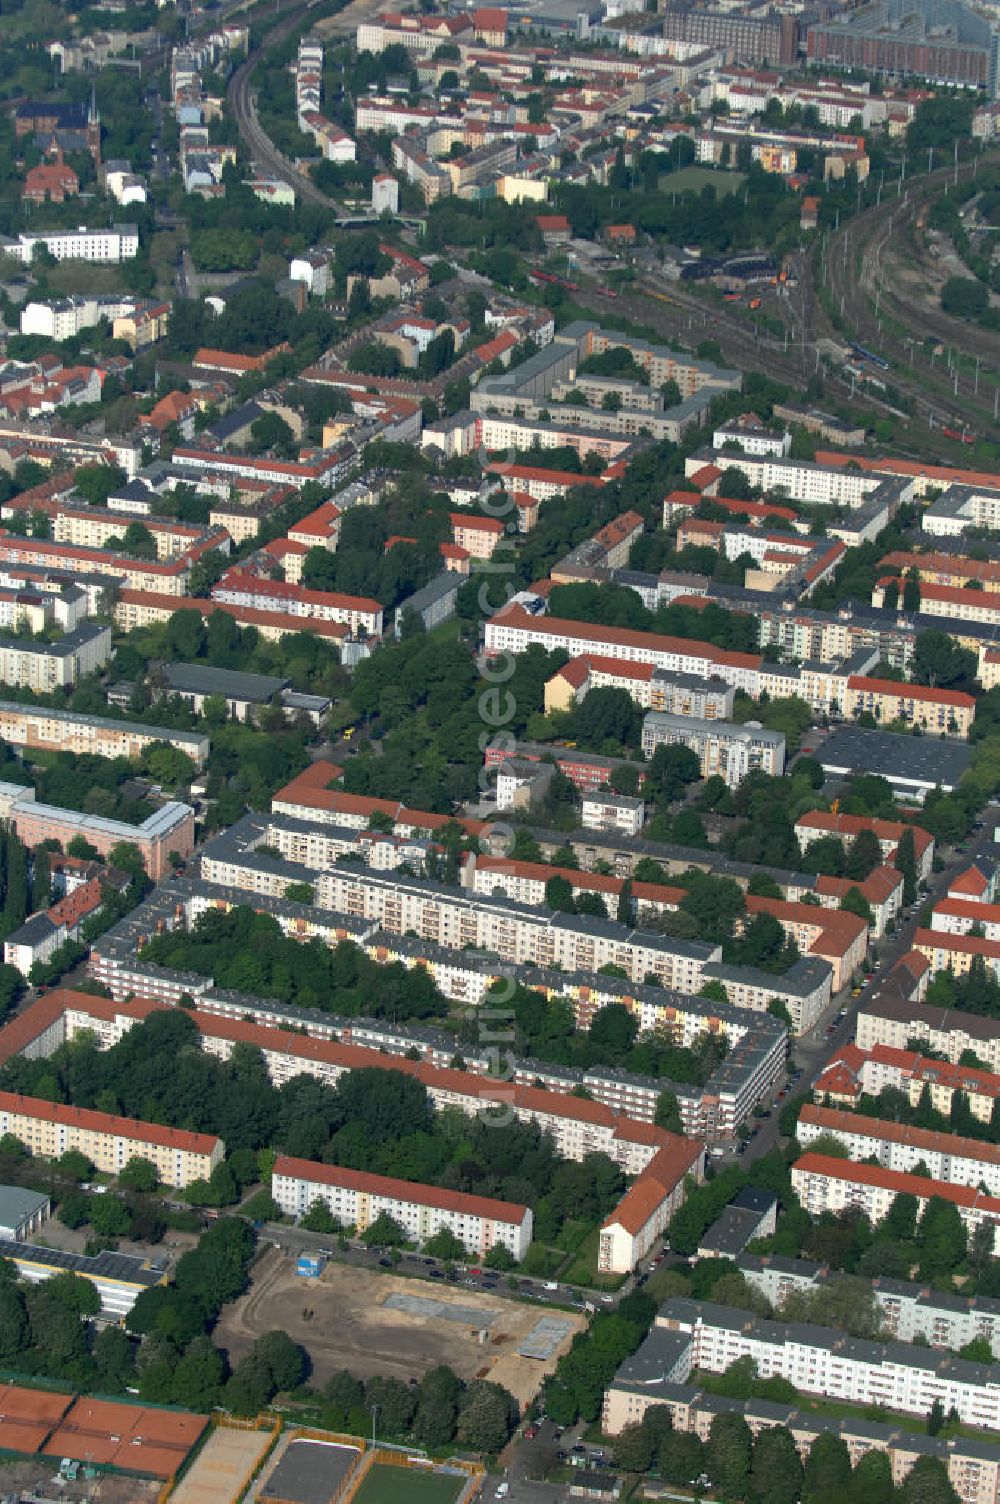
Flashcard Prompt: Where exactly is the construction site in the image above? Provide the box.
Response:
[215,1247,586,1406]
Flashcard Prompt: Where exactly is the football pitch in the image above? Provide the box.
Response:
[352,1462,466,1503]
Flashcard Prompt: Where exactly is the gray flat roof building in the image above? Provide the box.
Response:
[163,663,290,704]
[819,726,972,799]
[0,1185,49,1241]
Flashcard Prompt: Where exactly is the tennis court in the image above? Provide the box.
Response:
[353,1462,466,1504]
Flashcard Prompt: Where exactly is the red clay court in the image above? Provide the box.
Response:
[0,1383,71,1456]
[43,1397,209,1478]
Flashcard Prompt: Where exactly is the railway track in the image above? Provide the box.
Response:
[227,3,342,210]
[816,154,1000,432]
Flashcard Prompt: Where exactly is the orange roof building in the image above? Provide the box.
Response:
[0,1090,223,1187]
[273,1154,532,1258]
[23,154,78,204]
[792,1151,1000,1252]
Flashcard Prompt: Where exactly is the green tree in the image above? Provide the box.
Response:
[414,1365,461,1448]
[457,1379,518,1451]
[916,1195,966,1280]
[749,1425,803,1504]
[224,1352,275,1416]
[589,1003,639,1057]
[941,277,988,319]
[90,1194,132,1238]
[849,1448,895,1504]
[803,1431,852,1504]
[301,1199,339,1233]
[959,1335,994,1362]
[903,569,921,613]
[119,1157,158,1192]
[254,1329,308,1392]
[57,1191,92,1230]
[912,631,974,689]
[896,826,918,905]
[424,1227,467,1261]
[654,1090,682,1134]
[706,1410,752,1498]
[172,1334,226,1410]
[362,1212,406,1247]
[844,828,881,881]
[75,464,124,508]
[30,847,50,912]
[250,411,297,458]
[840,887,873,924]
[94,1324,136,1392]
[900,1456,960,1504]
[545,874,576,913]
[0,1283,28,1361]
[615,1421,654,1471]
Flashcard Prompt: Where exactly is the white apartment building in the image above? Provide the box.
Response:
[20,295,139,341]
[792,1152,1000,1255]
[739,1251,1000,1359]
[0,1090,222,1187]
[314,864,719,992]
[272,1155,533,1259]
[798,1104,1000,1198]
[485,605,764,696]
[0,225,139,264]
[641,711,785,786]
[685,450,901,508]
[713,419,792,457]
[211,571,383,635]
[0,623,110,692]
[580,791,646,836]
[657,1298,1000,1430]
[923,487,1000,538]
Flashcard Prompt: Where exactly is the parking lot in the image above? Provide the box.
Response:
[215,1246,585,1405]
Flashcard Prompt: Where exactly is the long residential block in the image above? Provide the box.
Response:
[272,1155,533,1260]
[484,603,765,695]
[738,1250,1000,1359]
[0,1090,222,1186]
[0,531,222,597]
[314,863,721,994]
[0,225,138,264]
[652,1297,1000,1428]
[0,701,208,767]
[791,1152,1000,1255]
[604,1329,1000,1504]
[856,987,1000,1073]
[797,1103,1000,1197]
[815,1041,1000,1124]
[211,569,383,635]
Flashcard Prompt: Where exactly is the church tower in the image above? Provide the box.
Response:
[87,80,100,165]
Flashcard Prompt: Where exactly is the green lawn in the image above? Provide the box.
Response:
[353,1463,465,1503]
[661,166,746,196]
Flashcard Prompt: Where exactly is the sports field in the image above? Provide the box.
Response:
[353,1463,466,1504]
[661,165,746,195]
